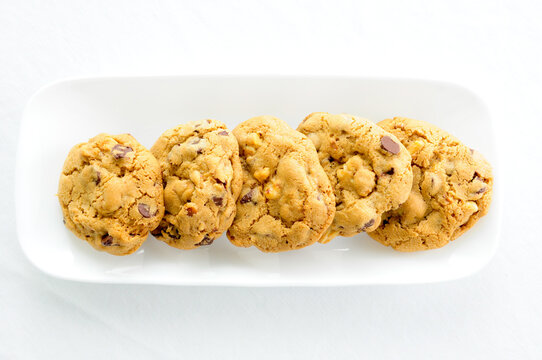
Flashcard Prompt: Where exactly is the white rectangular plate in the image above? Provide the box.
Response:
[16,76,500,286]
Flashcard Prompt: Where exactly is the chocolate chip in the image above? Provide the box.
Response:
[240,189,255,204]
[196,235,213,246]
[380,136,400,155]
[361,219,375,231]
[472,172,483,181]
[218,131,229,136]
[191,138,205,154]
[165,229,181,240]
[212,196,223,206]
[385,168,395,175]
[475,186,487,194]
[215,178,227,187]
[151,227,162,236]
[328,156,334,162]
[187,206,197,216]
[101,234,114,246]
[95,171,101,185]
[138,203,152,218]
[194,123,201,128]
[111,144,133,159]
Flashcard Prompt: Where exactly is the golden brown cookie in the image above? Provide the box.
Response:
[227,116,335,252]
[369,117,493,251]
[297,112,413,243]
[151,119,242,249]
[58,133,165,256]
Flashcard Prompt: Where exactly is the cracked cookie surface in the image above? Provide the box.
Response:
[58,133,165,256]
[228,116,335,252]
[297,112,413,242]
[369,117,493,251]
[151,119,242,249]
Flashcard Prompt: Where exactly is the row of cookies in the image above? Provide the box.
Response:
[299,113,492,252]
[58,114,492,255]
[58,120,239,255]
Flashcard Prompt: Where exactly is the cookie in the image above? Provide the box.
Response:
[150,119,242,249]
[227,116,335,252]
[297,112,413,242]
[369,117,493,251]
[58,133,165,256]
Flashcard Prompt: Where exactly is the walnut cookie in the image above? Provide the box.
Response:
[297,112,413,243]
[150,119,242,249]
[369,117,493,252]
[58,133,165,256]
[228,116,336,252]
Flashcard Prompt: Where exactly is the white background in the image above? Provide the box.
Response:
[1,0,541,359]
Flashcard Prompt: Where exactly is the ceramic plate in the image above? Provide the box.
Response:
[15,76,500,286]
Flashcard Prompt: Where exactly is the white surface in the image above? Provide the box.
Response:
[1,0,540,358]
[17,76,500,286]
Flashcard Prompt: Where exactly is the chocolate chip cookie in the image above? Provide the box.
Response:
[297,112,413,243]
[227,116,335,252]
[369,117,493,251]
[151,119,242,249]
[58,133,165,256]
